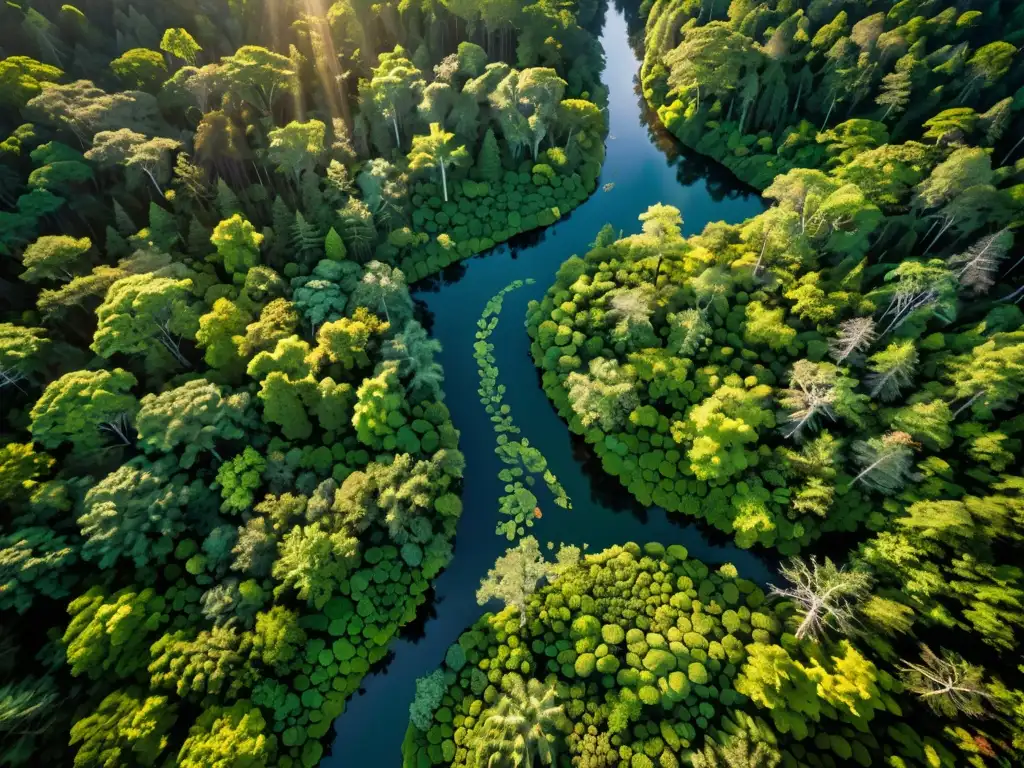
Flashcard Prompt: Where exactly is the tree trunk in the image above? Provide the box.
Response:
[953,389,986,418]
[338,78,354,138]
[821,97,836,132]
[1002,132,1024,165]
[102,418,133,446]
[754,223,775,276]
[1003,249,1024,278]
[160,338,191,369]
[924,216,954,254]
[794,605,818,640]
[156,325,191,369]
[440,159,448,202]
[851,453,893,487]
[143,169,163,196]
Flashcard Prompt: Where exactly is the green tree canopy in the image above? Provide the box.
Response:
[78,455,207,568]
[408,122,469,202]
[160,28,202,66]
[210,214,264,278]
[20,235,91,283]
[69,689,176,768]
[110,48,167,92]
[266,120,326,183]
[91,272,200,370]
[218,46,295,116]
[29,368,138,454]
[63,585,168,679]
[136,379,255,467]
[0,323,47,392]
[272,523,359,609]
[0,55,62,110]
[176,701,276,768]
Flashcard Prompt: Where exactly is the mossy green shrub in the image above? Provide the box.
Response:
[400,543,955,768]
[474,280,571,539]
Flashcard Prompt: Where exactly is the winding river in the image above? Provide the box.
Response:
[325,5,770,764]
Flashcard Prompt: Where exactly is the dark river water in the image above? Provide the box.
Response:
[324,5,769,764]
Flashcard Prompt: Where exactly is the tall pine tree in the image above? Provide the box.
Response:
[476,127,502,183]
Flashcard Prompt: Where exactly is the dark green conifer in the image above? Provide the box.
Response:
[476,127,502,183]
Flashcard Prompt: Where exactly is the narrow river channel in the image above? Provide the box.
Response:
[325,4,770,764]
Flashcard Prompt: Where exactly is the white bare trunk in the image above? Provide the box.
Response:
[924,216,955,254]
[821,97,836,132]
[143,169,163,196]
[1001,133,1024,165]
[795,604,819,640]
[953,389,986,418]
[156,325,190,369]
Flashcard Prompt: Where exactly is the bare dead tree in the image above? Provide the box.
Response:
[770,556,873,641]
[948,229,1012,295]
[878,288,941,336]
[779,361,838,440]
[850,432,917,494]
[828,317,876,363]
[900,645,993,718]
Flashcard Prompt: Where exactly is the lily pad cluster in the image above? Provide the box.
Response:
[474,280,572,539]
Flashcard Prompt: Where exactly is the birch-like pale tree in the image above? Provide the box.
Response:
[778,360,839,439]
[407,123,469,202]
[476,536,553,627]
[900,645,992,718]
[828,317,876,364]
[948,228,1012,295]
[850,431,917,494]
[770,556,872,641]
[877,260,957,336]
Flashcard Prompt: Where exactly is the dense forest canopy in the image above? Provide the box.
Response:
[442,1,1022,767]
[639,0,1024,188]
[0,0,607,765]
[4,0,1024,767]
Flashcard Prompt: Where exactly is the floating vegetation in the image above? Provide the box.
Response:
[474,280,571,539]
